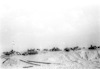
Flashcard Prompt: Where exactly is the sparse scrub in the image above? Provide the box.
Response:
[88,45,97,50]
[43,49,49,51]
[70,46,81,51]
[49,47,62,51]
[1,45,100,69]
[27,49,38,55]
[64,47,70,52]
[21,48,39,56]
[2,50,15,56]
[21,52,28,56]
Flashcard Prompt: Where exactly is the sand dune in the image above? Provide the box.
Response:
[1,48,100,69]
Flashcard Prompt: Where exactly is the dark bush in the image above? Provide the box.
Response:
[88,45,97,50]
[98,46,100,48]
[71,46,81,51]
[3,52,10,56]
[10,50,15,54]
[3,49,15,56]
[36,49,40,51]
[49,47,61,51]
[21,48,38,56]
[21,52,28,56]
[27,49,38,55]
[64,47,70,52]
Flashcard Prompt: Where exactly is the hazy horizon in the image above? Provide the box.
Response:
[0,0,100,52]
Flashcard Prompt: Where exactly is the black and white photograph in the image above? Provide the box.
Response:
[0,0,100,69]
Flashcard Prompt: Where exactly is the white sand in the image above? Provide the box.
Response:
[1,49,100,69]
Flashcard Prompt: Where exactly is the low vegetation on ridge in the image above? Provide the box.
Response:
[1,45,100,57]
[1,45,100,69]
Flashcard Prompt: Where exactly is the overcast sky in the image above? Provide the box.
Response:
[0,0,100,52]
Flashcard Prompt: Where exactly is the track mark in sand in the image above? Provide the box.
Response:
[2,58,9,64]
[19,59,41,66]
[23,66,33,68]
[27,60,52,64]
[27,60,61,65]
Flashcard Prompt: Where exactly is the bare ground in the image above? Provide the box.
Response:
[1,49,100,69]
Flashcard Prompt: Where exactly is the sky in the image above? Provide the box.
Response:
[0,0,100,52]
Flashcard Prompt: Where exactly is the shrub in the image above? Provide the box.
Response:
[3,52,10,56]
[49,47,61,51]
[3,50,15,56]
[21,48,38,56]
[36,49,40,51]
[88,45,97,50]
[64,47,70,52]
[72,46,80,50]
[27,49,38,55]
[21,52,28,56]
[98,46,100,48]
[43,49,49,51]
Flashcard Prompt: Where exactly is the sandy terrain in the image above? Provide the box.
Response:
[1,49,100,69]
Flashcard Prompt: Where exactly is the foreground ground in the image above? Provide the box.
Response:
[1,49,100,69]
